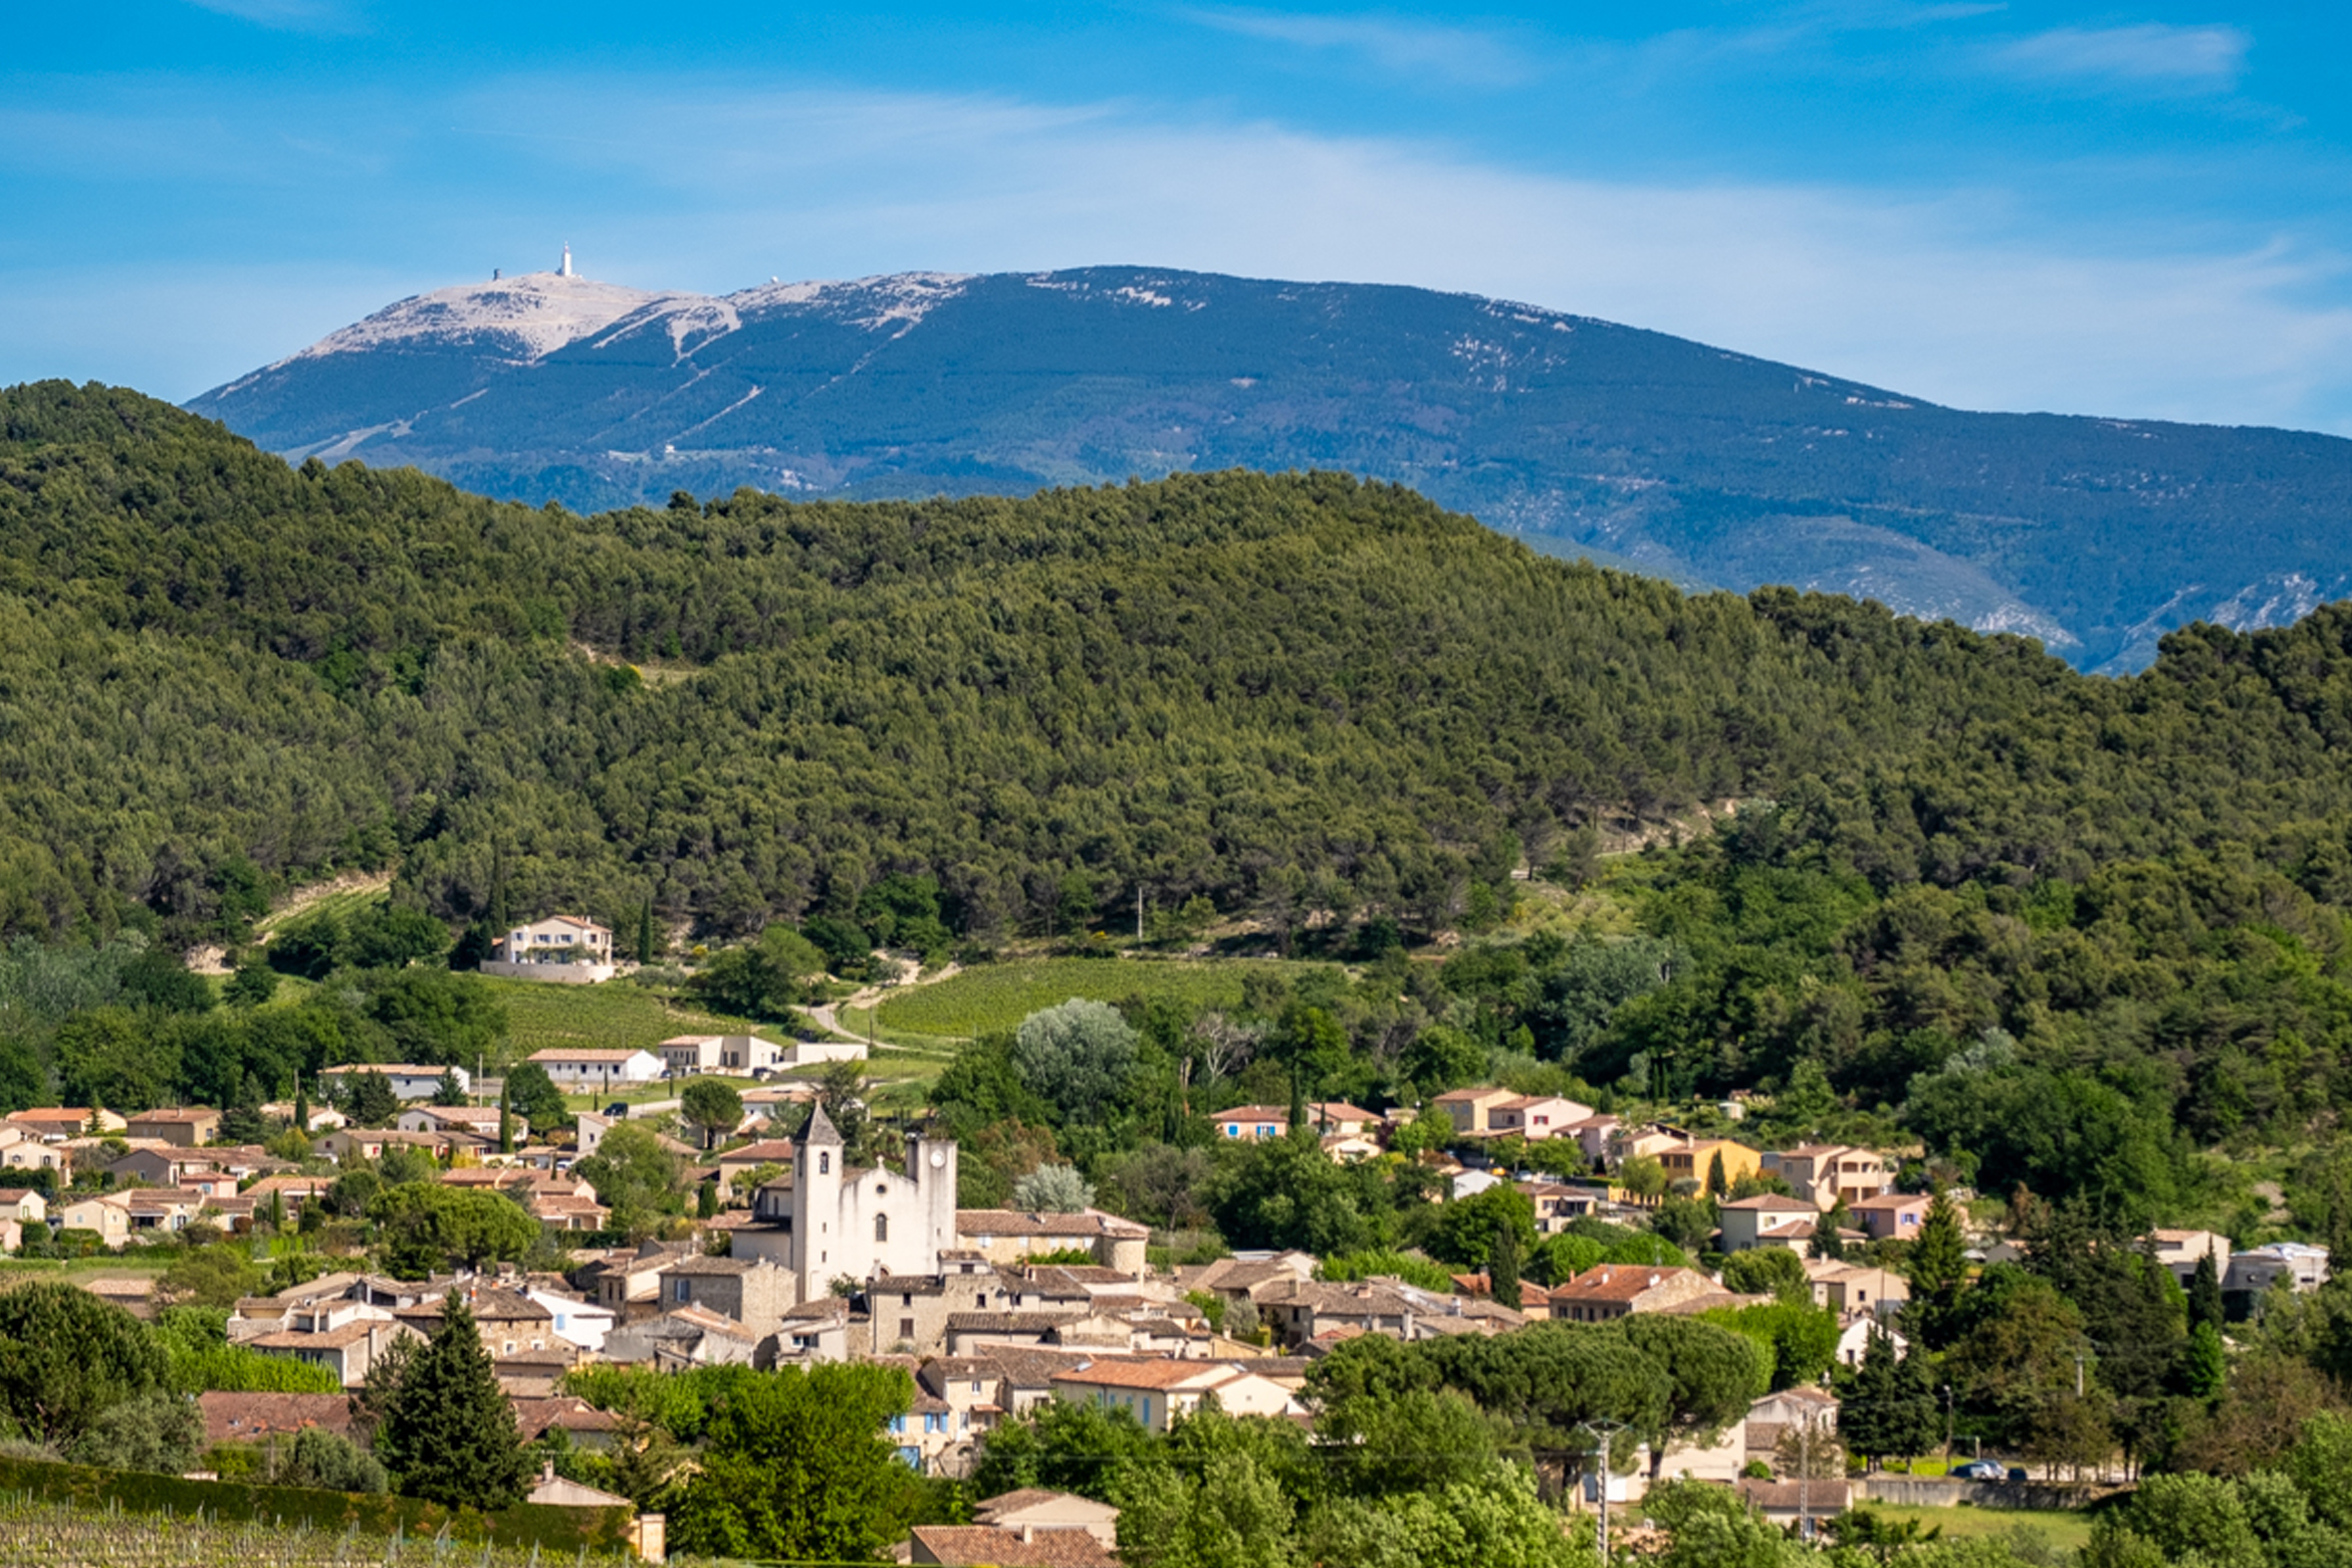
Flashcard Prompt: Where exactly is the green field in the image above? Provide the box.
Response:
[1863,1505,2094,1555]
[482,976,772,1068]
[871,956,1320,1038]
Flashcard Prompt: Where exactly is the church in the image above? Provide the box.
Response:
[787,1103,960,1301]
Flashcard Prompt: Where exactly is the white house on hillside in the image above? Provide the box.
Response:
[483,915,617,984]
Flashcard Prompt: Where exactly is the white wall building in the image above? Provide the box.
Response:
[319,1063,468,1102]
[526,1048,663,1090]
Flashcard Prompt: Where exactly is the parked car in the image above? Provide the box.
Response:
[1952,1460,2005,1480]
[604,1102,631,1118]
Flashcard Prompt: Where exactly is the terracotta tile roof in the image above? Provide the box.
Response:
[1720,1195,1820,1213]
[957,1209,1148,1239]
[1052,1357,1227,1392]
[1549,1265,1694,1304]
[1850,1193,1930,1212]
[910,1525,1119,1567]
[970,1347,1094,1387]
[948,1312,1083,1334]
[197,1392,353,1445]
[1735,1477,1851,1511]
[251,1323,396,1350]
[510,1397,621,1438]
[719,1139,801,1163]
[976,1487,1113,1519]
[526,1048,650,1063]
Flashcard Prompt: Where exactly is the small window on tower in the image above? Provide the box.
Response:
[819,1152,829,1175]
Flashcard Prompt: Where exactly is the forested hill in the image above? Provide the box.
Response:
[187,266,2352,672]
[8,379,2352,966]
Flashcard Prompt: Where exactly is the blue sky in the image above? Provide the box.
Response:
[5,2,2349,433]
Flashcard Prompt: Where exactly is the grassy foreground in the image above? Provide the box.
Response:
[1861,1505,2095,1554]
[871,956,1316,1039]
[0,1500,649,1566]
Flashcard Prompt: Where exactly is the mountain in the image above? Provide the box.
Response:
[188,266,2352,672]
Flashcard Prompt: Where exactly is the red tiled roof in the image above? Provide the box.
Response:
[911,1525,1119,1567]
[197,1392,353,1446]
[1550,1266,1692,1304]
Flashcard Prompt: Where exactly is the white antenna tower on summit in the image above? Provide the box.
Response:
[559,243,574,278]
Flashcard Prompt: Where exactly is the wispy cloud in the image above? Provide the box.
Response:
[181,0,362,34]
[1179,8,1534,87]
[1995,23,2249,92]
[5,74,2350,435]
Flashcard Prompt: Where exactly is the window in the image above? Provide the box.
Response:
[972,1379,984,1395]
[901,1317,916,1340]
[674,1280,691,1302]
[901,1291,913,1307]
[875,1214,889,1243]
[819,1152,829,1175]
[889,1415,906,1434]
[1142,1398,1152,1425]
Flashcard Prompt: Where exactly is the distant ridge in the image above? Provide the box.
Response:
[190,265,2352,671]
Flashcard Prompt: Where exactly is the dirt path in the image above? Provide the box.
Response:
[185,869,399,973]
[258,869,397,933]
[805,959,963,1041]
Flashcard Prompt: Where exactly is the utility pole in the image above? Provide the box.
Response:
[1943,1384,1955,1473]
[1575,1419,1625,1557]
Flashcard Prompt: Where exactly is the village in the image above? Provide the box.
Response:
[0,956,2328,1565]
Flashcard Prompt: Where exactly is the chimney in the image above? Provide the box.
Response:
[1020,1525,1035,1543]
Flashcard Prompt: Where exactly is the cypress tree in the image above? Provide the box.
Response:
[1893,1342,1942,1464]
[1490,1212,1523,1310]
[2181,1320,2226,1401]
[2188,1250,2225,1335]
[377,1296,534,1509]
[293,1077,311,1135]
[1838,1325,1902,1471]
[636,900,655,966]
[1706,1151,1729,1197]
[1906,1190,1969,1348]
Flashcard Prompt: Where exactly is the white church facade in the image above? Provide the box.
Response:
[788,1104,960,1301]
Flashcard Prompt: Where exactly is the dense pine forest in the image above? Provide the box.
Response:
[10,379,2352,1201]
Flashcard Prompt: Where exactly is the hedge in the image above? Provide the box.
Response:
[0,1454,637,1555]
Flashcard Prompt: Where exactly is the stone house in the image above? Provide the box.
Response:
[123,1108,221,1147]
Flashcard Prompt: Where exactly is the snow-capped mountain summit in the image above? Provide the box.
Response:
[273,272,679,366]
[188,264,2352,672]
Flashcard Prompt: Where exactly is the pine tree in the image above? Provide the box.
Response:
[346,1071,400,1128]
[2188,1250,2225,1335]
[1490,1211,1523,1310]
[377,1296,534,1509]
[1906,1190,1969,1348]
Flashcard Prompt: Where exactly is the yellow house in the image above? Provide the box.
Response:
[1659,1137,1761,1192]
